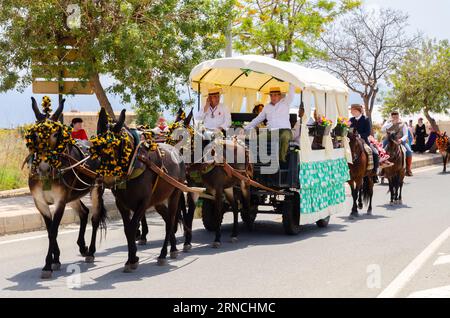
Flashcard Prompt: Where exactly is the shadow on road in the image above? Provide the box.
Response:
[337,213,388,223]
[376,203,413,211]
[4,217,347,292]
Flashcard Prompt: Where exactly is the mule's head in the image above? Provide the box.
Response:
[174,107,193,128]
[91,108,132,186]
[25,97,72,173]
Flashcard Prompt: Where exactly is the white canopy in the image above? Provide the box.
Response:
[189,54,348,96]
[189,55,352,164]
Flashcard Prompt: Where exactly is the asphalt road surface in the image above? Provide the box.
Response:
[0,165,449,298]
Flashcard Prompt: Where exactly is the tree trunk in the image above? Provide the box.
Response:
[362,95,370,117]
[90,73,116,120]
[423,108,440,132]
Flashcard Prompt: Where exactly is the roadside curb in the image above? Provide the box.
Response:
[0,187,30,199]
[411,155,442,169]
[0,201,121,236]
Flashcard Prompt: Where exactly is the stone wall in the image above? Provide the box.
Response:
[63,111,136,138]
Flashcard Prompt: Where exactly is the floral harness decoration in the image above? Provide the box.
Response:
[24,96,74,170]
[89,129,134,178]
[89,117,159,178]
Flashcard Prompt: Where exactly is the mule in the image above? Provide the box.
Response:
[186,135,255,247]
[168,111,256,247]
[27,97,106,279]
[95,108,188,271]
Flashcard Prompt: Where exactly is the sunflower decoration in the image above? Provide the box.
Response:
[89,130,134,177]
[24,119,74,169]
[41,96,52,118]
[165,121,194,146]
[140,130,158,151]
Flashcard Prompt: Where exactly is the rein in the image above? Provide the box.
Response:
[138,154,215,200]
[222,162,282,194]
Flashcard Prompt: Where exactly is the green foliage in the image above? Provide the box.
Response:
[0,129,29,190]
[383,39,450,119]
[233,0,361,61]
[0,0,232,116]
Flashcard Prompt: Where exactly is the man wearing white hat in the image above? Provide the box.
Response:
[244,85,295,163]
[195,86,231,131]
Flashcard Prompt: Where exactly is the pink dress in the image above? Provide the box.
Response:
[368,136,390,162]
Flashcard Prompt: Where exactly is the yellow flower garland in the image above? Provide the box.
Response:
[165,121,194,146]
[24,119,74,169]
[89,130,134,177]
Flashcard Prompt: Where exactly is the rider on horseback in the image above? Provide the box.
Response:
[349,104,380,181]
[382,111,413,176]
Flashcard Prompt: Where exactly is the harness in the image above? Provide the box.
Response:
[26,143,100,192]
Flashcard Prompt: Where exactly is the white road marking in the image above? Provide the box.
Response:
[433,254,450,266]
[378,226,450,298]
[408,285,450,298]
[0,229,83,246]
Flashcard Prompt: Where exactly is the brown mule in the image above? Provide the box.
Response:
[347,130,375,219]
[186,136,255,247]
[27,97,106,279]
[95,108,188,271]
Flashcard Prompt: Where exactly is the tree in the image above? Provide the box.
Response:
[315,7,419,120]
[0,0,232,122]
[383,40,450,131]
[233,0,361,61]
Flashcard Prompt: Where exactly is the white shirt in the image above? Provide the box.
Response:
[195,103,231,130]
[244,85,295,130]
[381,121,408,142]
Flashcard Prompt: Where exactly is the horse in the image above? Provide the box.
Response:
[436,132,450,173]
[26,97,106,279]
[383,132,406,205]
[94,108,188,271]
[347,130,375,218]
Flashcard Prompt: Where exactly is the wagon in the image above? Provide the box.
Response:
[189,55,351,235]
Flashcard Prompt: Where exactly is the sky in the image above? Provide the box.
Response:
[0,0,449,128]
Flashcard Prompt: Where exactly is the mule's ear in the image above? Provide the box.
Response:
[97,107,108,134]
[31,97,45,121]
[112,109,126,133]
[185,108,193,127]
[51,98,65,121]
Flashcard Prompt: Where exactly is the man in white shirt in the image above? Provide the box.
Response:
[195,87,231,131]
[244,85,295,163]
[381,111,413,176]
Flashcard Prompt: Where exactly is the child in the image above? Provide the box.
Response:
[71,118,88,140]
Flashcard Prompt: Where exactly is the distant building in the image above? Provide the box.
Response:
[63,111,136,138]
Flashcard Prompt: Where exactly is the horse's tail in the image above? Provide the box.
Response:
[362,176,372,206]
[98,197,108,235]
[174,192,187,235]
[88,185,108,239]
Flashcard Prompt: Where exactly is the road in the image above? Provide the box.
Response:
[0,165,449,298]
